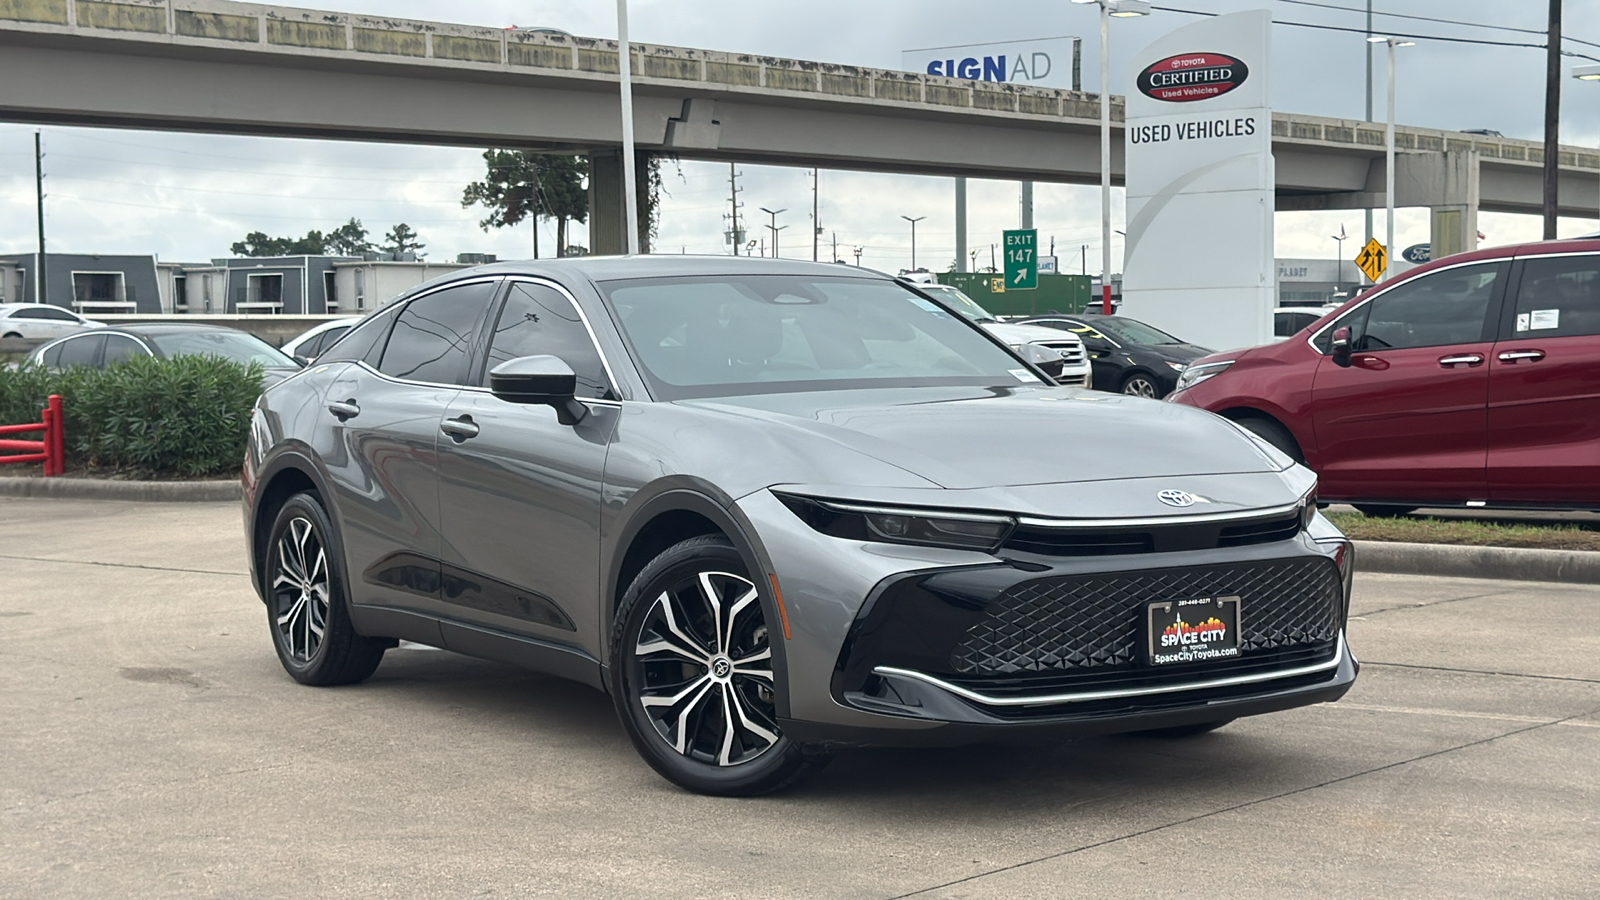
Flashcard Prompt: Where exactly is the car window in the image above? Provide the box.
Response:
[320,309,400,366]
[149,330,295,367]
[1355,263,1502,352]
[1512,255,1600,338]
[35,307,78,322]
[39,341,63,366]
[481,282,611,399]
[602,275,1035,400]
[56,334,104,367]
[314,326,351,356]
[377,281,497,384]
[102,334,147,366]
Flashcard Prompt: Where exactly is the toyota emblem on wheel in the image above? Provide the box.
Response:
[1158,489,1197,508]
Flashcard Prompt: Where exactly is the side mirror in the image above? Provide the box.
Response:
[1330,326,1352,368]
[489,354,588,424]
[1018,343,1066,379]
[292,354,314,368]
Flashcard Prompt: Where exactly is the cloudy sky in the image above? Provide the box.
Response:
[3,0,1600,274]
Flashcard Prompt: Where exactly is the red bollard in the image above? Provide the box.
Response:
[47,394,63,476]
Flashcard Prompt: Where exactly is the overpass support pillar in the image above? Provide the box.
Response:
[589,149,653,256]
[1424,150,1480,260]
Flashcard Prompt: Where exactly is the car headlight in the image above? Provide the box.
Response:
[775,493,1015,552]
[1173,360,1234,393]
[1165,361,1188,372]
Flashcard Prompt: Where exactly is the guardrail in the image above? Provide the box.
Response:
[0,395,65,476]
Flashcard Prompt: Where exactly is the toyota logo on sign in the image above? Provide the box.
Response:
[1158,490,1197,508]
[1137,53,1249,103]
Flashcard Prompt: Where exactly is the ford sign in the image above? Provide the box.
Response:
[1137,53,1249,103]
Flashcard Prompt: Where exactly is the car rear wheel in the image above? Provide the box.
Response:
[1121,372,1161,398]
[264,492,386,686]
[1235,416,1304,464]
[611,535,829,796]
[1353,504,1418,518]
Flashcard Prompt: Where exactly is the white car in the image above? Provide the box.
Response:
[912,283,1093,387]
[1272,304,1343,341]
[281,317,361,363]
[0,303,102,341]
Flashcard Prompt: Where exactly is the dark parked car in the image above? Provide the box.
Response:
[1169,239,1600,514]
[28,323,302,386]
[244,257,1354,795]
[1015,313,1212,397]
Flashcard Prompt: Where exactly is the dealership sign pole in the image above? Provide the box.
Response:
[1121,10,1274,350]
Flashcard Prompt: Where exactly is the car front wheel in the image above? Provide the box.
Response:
[1121,372,1161,398]
[264,492,386,686]
[611,535,828,796]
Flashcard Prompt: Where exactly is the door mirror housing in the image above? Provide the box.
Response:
[1018,343,1066,379]
[489,355,588,424]
[1330,326,1352,368]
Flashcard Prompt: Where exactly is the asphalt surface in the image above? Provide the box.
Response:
[2,498,1597,898]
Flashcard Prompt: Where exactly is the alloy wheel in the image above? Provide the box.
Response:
[631,570,779,767]
[271,516,330,663]
[1123,375,1159,398]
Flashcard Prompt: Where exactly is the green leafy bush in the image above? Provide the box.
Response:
[0,355,263,477]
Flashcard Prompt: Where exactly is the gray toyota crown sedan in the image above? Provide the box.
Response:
[243,257,1356,795]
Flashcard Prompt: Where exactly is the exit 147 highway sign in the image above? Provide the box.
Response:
[1004,229,1038,290]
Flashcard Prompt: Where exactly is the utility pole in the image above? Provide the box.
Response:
[955,177,968,272]
[1544,0,1563,238]
[727,163,743,255]
[832,231,838,263]
[34,131,46,306]
[901,215,926,270]
[616,0,640,255]
[811,168,820,262]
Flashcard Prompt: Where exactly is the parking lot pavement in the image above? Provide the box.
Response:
[2,499,1596,899]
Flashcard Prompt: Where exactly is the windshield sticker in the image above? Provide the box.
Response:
[1529,309,1560,330]
[1515,313,1530,332]
[1010,369,1041,383]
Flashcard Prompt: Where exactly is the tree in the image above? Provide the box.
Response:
[461,150,588,257]
[229,229,327,257]
[381,223,425,259]
[327,218,373,257]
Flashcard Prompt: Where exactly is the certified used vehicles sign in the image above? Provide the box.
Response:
[1136,52,1249,103]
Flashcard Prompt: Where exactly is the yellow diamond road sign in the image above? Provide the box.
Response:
[1355,238,1388,282]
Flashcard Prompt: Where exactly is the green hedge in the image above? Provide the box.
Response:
[0,355,263,477]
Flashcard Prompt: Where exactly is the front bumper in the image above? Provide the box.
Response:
[738,490,1354,747]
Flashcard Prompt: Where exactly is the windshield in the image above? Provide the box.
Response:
[600,275,1039,400]
[149,330,296,368]
[1081,317,1182,346]
[917,284,996,323]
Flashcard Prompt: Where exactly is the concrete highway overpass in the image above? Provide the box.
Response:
[3,0,1597,254]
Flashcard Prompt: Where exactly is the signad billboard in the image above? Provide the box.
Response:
[901,37,1081,90]
[1120,11,1274,351]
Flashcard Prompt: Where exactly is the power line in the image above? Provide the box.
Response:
[51,174,467,204]
[1274,0,1600,52]
[44,151,473,185]
[1150,4,1550,51]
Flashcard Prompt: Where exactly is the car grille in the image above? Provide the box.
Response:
[1001,509,1302,557]
[1038,341,1086,366]
[950,558,1342,675]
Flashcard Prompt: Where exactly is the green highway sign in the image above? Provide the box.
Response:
[1003,229,1038,290]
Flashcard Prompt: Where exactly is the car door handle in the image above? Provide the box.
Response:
[1437,354,1483,367]
[1497,350,1545,363]
[326,399,360,419]
[440,415,480,441]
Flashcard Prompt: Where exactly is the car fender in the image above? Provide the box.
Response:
[247,442,343,602]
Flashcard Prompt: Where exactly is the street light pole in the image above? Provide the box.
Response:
[759,207,786,258]
[901,215,926,270]
[616,0,641,255]
[1075,0,1149,315]
[1369,36,1411,275]
[1571,64,1600,225]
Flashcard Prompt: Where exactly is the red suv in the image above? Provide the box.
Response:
[1168,239,1600,514]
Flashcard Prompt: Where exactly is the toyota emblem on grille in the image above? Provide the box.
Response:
[1158,489,1197,508]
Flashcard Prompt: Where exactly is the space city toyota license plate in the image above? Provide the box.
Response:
[1145,595,1241,666]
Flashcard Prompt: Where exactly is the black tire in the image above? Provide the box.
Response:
[1121,372,1162,399]
[1235,416,1304,464]
[1353,504,1418,518]
[264,491,386,686]
[610,535,829,796]
[1132,719,1234,738]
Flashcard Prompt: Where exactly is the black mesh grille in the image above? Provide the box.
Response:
[951,558,1341,675]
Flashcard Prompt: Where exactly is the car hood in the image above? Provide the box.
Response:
[676,384,1283,491]
[981,322,1082,346]
[1144,342,1212,364]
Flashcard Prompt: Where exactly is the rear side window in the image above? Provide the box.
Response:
[56,334,104,367]
[481,283,611,399]
[102,334,147,366]
[1512,256,1600,338]
[1356,263,1502,351]
[378,281,498,384]
[320,308,400,365]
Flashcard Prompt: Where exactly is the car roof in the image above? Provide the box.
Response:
[84,323,244,337]
[395,255,894,301]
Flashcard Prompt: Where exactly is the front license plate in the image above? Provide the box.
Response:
[1146,595,1241,666]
